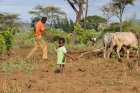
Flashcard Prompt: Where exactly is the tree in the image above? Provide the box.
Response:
[0,13,19,54]
[83,0,89,28]
[81,15,107,30]
[101,3,114,24]
[112,0,135,32]
[0,12,19,33]
[29,5,67,28]
[66,0,86,23]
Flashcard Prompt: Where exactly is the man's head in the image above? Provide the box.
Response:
[41,17,47,24]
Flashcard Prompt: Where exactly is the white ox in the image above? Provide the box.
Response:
[103,32,113,58]
[103,32,139,59]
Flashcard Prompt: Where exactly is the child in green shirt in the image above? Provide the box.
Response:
[56,37,74,73]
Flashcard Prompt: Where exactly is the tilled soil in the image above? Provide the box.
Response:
[0,47,140,93]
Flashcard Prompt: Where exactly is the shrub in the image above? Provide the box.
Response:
[104,23,120,32]
[74,23,97,44]
[0,27,15,54]
[123,19,140,33]
[0,34,6,54]
[53,35,60,42]
[2,30,13,51]
[65,33,73,44]
[45,28,67,42]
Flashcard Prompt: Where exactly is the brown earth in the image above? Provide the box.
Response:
[0,47,140,93]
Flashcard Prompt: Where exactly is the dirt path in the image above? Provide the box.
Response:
[0,47,140,93]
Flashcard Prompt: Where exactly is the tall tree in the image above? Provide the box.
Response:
[0,13,19,31]
[29,5,67,27]
[101,3,114,24]
[81,15,107,30]
[112,0,135,31]
[66,0,86,23]
[83,0,88,28]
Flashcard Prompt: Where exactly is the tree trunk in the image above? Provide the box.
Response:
[83,0,88,28]
[119,11,123,32]
[74,0,85,44]
[119,2,125,32]
[119,3,122,32]
[76,0,84,23]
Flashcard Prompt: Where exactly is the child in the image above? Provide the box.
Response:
[56,37,74,73]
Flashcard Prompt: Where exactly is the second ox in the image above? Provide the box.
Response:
[103,32,139,59]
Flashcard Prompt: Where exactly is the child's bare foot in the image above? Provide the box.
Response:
[54,69,61,73]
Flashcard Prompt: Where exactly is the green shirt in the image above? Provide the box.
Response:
[57,46,67,64]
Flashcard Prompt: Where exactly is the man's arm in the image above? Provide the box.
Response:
[41,23,45,32]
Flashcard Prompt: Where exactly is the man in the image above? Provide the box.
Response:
[27,17,48,59]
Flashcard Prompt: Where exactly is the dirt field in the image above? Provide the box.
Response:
[0,47,140,93]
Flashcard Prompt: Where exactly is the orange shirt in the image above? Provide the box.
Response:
[35,20,45,39]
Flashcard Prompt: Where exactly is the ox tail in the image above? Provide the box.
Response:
[137,34,140,60]
[133,31,140,59]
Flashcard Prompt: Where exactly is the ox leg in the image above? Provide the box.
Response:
[126,49,130,59]
[104,46,107,59]
[117,45,122,59]
[108,46,113,58]
[136,49,139,59]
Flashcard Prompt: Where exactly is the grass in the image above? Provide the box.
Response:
[0,80,21,93]
[14,31,34,48]
[0,58,36,74]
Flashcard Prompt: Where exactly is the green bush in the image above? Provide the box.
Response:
[2,30,13,51]
[0,27,15,54]
[65,33,73,44]
[123,19,140,32]
[53,35,60,42]
[74,23,97,44]
[0,34,6,54]
[104,23,120,32]
[45,28,67,42]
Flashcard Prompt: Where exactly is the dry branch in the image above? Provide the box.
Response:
[79,48,103,58]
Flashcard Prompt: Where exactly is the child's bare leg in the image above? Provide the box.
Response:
[60,64,64,73]
[60,65,62,73]
[62,64,64,72]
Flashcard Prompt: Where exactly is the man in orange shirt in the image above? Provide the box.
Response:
[27,17,48,59]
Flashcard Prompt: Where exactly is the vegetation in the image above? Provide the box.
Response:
[0,34,5,54]
[102,0,136,32]
[102,3,114,24]
[2,30,13,51]
[0,13,19,32]
[66,0,86,23]
[74,23,96,44]
[81,15,107,30]
[0,0,139,72]
[30,5,67,28]
[0,28,14,55]
[0,1,140,93]
[0,59,35,73]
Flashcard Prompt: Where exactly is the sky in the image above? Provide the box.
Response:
[0,0,140,22]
